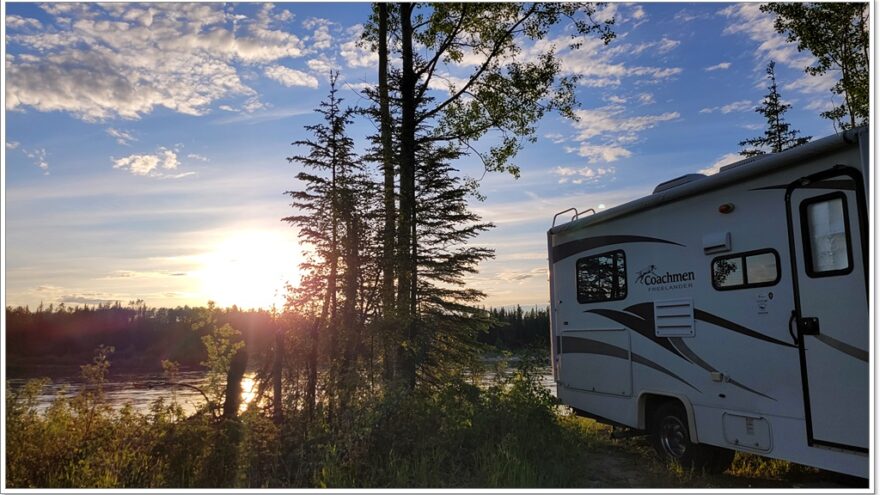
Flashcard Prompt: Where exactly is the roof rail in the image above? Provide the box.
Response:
[552,207,596,227]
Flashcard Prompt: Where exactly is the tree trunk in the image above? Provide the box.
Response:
[397,2,418,390]
[378,3,397,383]
[222,347,248,419]
[273,323,283,424]
[379,3,396,316]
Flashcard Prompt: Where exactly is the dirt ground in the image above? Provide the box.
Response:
[574,418,867,489]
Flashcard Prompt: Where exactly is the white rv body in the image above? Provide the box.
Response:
[547,127,870,478]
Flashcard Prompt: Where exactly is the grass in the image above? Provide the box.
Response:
[6,354,859,489]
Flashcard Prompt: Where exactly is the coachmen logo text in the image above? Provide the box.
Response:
[635,265,694,292]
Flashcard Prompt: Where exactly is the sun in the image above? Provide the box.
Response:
[196,229,300,310]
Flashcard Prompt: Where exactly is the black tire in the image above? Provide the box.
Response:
[651,402,733,474]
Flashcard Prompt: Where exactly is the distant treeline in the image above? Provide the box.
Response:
[5,302,275,376]
[5,303,549,376]
[480,305,550,350]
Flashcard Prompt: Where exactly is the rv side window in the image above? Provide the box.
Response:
[576,250,627,303]
[712,249,780,290]
[801,193,852,277]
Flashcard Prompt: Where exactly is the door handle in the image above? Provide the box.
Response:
[788,311,799,345]
[797,316,820,336]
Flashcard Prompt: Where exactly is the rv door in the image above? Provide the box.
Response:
[785,166,868,452]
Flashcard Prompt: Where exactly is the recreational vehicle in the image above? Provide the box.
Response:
[547,127,870,477]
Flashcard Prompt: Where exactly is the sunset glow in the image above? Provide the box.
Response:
[196,230,300,310]
[4,2,840,310]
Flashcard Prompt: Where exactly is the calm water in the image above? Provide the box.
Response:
[7,371,258,417]
[9,367,554,416]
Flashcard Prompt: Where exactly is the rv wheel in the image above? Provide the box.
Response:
[651,402,732,474]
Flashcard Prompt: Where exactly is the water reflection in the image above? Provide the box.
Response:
[7,371,259,417]
[10,367,554,416]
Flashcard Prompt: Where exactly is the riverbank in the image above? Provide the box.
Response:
[6,361,856,489]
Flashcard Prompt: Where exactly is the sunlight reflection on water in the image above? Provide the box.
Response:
[11,367,554,416]
[8,371,259,417]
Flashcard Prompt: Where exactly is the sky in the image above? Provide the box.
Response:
[4,2,844,310]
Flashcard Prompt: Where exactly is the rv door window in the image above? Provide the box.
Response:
[801,193,852,277]
[576,250,627,303]
[712,249,780,290]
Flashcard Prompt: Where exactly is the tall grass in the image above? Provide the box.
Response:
[6,354,598,488]
[7,350,841,488]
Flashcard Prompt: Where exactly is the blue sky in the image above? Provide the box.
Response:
[4,3,842,309]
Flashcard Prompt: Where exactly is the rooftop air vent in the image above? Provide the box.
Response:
[653,173,706,194]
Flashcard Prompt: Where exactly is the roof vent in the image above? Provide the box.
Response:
[653,173,706,194]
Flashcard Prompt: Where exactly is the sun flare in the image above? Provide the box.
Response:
[196,230,300,310]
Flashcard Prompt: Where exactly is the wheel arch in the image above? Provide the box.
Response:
[637,390,699,443]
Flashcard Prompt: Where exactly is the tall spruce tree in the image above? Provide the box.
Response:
[413,141,495,385]
[739,61,811,157]
[283,72,369,416]
[362,2,615,388]
[761,3,869,130]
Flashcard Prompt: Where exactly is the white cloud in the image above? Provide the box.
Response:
[264,65,319,88]
[544,133,566,144]
[7,15,43,29]
[631,6,647,21]
[6,3,306,121]
[307,57,338,75]
[425,72,470,93]
[572,144,632,163]
[720,4,835,96]
[804,97,836,112]
[6,141,21,149]
[243,97,267,113]
[549,35,683,87]
[106,127,137,146]
[721,100,753,113]
[705,62,731,71]
[112,146,180,176]
[340,24,377,68]
[657,38,680,54]
[554,165,615,182]
[698,152,742,175]
[212,106,312,125]
[720,4,811,67]
[343,81,373,93]
[637,92,655,105]
[572,106,680,141]
[784,70,838,95]
[187,153,209,162]
[23,148,50,174]
[674,9,705,23]
[700,100,753,114]
[596,4,647,27]
[303,17,335,51]
[563,105,679,163]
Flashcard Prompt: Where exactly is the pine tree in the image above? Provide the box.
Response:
[761,3,868,130]
[739,61,811,157]
[361,2,615,388]
[413,141,495,384]
[283,71,368,416]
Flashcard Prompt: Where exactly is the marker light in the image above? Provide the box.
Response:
[718,203,735,214]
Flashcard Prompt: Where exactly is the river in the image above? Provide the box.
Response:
[7,371,258,417]
[8,367,555,416]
